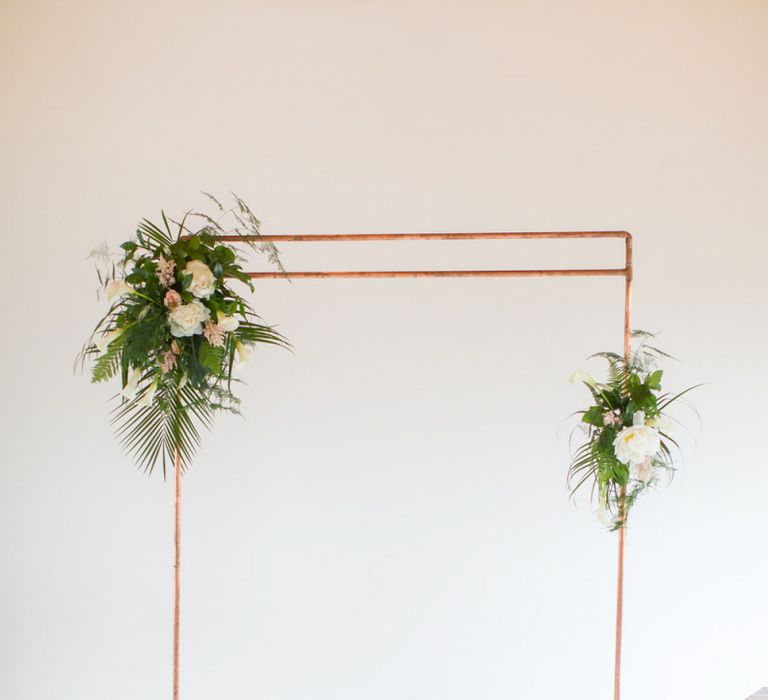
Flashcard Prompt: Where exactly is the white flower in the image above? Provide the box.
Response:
[596,504,613,527]
[216,312,240,332]
[646,415,674,432]
[121,368,142,400]
[235,340,250,367]
[95,328,122,355]
[137,378,158,408]
[107,279,133,300]
[183,260,216,299]
[613,419,660,466]
[569,368,596,386]
[168,300,211,338]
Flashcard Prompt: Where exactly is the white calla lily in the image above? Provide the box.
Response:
[216,312,240,332]
[646,414,674,432]
[596,504,613,527]
[107,279,133,300]
[95,328,122,355]
[569,368,596,386]
[137,378,159,408]
[235,341,250,368]
[121,368,142,401]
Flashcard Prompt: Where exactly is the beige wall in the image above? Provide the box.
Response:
[1,1,766,698]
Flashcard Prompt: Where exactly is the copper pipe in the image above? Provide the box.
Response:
[173,448,181,700]
[230,231,630,278]
[614,233,633,700]
[212,227,634,697]
[217,230,630,242]
[247,269,627,279]
[623,234,633,358]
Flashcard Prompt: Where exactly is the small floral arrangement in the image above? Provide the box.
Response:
[79,194,287,475]
[567,331,698,530]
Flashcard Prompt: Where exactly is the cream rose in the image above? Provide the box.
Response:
[613,411,660,466]
[168,300,211,337]
[183,260,216,299]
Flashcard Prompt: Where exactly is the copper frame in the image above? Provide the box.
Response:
[173,230,634,700]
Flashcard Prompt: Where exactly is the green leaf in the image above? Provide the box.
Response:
[582,406,604,426]
[198,341,222,375]
[647,369,663,391]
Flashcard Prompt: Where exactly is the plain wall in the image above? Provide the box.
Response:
[1,1,766,699]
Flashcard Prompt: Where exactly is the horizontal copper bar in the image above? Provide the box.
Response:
[218,231,630,243]
[248,268,628,279]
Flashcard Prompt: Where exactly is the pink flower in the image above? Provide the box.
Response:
[634,456,653,484]
[164,290,182,309]
[603,410,620,426]
[203,320,225,348]
[160,350,177,374]
[156,255,177,288]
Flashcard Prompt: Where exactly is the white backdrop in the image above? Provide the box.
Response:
[1,2,766,699]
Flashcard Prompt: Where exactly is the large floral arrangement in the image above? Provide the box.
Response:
[80,195,287,475]
[568,332,698,530]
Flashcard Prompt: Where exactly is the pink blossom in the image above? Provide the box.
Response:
[634,456,653,484]
[203,320,225,348]
[160,350,177,374]
[156,255,177,288]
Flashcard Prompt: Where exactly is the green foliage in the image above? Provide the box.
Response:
[568,331,699,530]
[79,195,290,477]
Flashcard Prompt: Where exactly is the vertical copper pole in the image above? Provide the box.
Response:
[173,448,181,700]
[614,234,633,700]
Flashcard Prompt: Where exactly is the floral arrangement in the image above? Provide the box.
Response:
[567,331,698,530]
[79,194,287,475]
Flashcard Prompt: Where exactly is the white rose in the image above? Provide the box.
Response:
[183,260,216,299]
[569,368,596,386]
[168,300,211,338]
[107,279,133,300]
[613,423,660,465]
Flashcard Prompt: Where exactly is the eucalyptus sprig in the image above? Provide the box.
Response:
[79,195,288,476]
[567,331,699,530]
